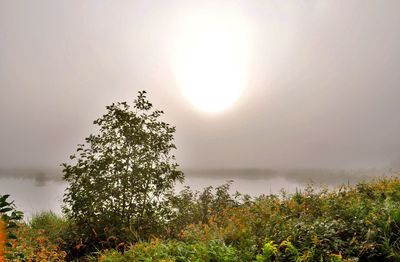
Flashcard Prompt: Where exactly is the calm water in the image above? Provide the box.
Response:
[0,168,389,218]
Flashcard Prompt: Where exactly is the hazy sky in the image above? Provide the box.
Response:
[1,0,400,170]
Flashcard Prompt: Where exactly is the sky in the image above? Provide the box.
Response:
[1,0,400,171]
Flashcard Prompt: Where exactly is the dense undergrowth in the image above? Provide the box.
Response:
[1,176,400,261]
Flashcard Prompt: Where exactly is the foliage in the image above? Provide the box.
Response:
[165,182,242,238]
[0,199,66,261]
[4,176,400,261]
[0,194,24,260]
[255,241,278,261]
[62,91,184,253]
[98,238,238,262]
[87,176,400,261]
[0,219,5,261]
[172,176,400,261]
[5,223,67,261]
[29,211,69,245]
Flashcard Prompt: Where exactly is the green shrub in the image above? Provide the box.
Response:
[62,91,184,254]
[256,241,278,261]
[165,182,241,238]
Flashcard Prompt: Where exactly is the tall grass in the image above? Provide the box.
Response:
[29,211,69,244]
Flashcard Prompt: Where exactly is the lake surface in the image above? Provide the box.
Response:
[0,168,392,218]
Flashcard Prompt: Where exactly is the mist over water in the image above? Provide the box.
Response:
[1,167,396,218]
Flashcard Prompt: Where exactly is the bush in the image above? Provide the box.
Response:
[62,91,183,254]
[165,182,241,238]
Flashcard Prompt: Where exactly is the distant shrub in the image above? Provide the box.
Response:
[165,182,242,238]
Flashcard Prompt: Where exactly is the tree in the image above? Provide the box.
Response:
[62,91,183,252]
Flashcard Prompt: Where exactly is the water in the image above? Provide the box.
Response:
[0,177,66,218]
[0,168,390,218]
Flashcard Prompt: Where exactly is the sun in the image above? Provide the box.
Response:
[170,8,252,113]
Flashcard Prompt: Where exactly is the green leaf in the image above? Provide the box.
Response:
[0,207,13,213]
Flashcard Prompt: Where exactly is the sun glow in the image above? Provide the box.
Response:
[171,9,252,113]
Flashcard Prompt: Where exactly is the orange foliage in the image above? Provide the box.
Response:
[0,220,5,262]
[5,223,66,261]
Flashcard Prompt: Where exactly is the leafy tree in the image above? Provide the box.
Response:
[62,91,183,252]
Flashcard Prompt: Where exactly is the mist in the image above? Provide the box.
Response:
[1,0,400,172]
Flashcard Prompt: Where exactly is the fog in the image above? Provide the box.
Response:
[1,0,400,172]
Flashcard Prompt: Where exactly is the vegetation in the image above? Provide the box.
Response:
[94,176,400,261]
[0,194,24,260]
[3,176,400,261]
[62,91,183,255]
[1,92,400,261]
